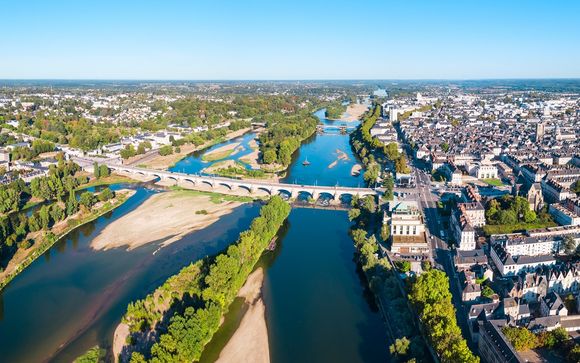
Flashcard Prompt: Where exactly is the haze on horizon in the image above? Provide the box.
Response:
[2,0,580,80]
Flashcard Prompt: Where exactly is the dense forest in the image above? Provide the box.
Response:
[121,196,291,362]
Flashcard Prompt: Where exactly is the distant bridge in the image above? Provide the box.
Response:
[73,157,378,200]
[316,124,357,133]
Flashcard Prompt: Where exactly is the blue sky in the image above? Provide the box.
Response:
[2,0,579,79]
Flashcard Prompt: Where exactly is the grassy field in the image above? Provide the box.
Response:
[201,149,235,162]
[482,178,504,186]
[168,187,259,204]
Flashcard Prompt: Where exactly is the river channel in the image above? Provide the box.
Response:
[0,108,388,362]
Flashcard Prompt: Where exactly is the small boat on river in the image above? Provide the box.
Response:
[302,157,311,166]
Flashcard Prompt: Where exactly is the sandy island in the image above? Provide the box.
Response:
[342,103,370,122]
[351,163,363,176]
[203,142,241,161]
[216,267,270,363]
[327,148,349,169]
[90,191,242,251]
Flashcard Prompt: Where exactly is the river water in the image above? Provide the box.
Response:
[0,186,260,362]
[0,108,388,362]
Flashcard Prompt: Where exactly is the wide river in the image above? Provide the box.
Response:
[0,109,388,362]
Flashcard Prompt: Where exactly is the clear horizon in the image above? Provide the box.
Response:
[3,0,580,79]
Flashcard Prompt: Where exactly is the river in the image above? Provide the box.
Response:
[0,108,388,362]
[265,109,387,362]
[0,185,260,362]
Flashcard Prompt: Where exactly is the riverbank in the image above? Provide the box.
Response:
[90,190,244,251]
[216,267,270,363]
[137,128,253,170]
[0,189,136,291]
[343,103,370,121]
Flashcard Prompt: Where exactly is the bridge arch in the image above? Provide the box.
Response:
[275,189,293,199]
[217,182,233,190]
[338,193,354,205]
[165,176,178,185]
[317,191,335,200]
[296,190,314,202]
[182,178,196,186]
[256,186,272,195]
[200,179,214,188]
[237,184,253,194]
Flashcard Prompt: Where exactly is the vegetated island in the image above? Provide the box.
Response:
[113,196,290,363]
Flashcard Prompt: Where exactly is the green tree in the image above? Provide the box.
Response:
[502,327,538,351]
[99,165,110,178]
[348,208,361,221]
[38,205,52,230]
[120,144,136,159]
[390,337,410,358]
[79,191,96,210]
[262,149,277,164]
[363,163,380,185]
[481,285,494,298]
[572,179,580,195]
[395,261,411,273]
[93,162,100,179]
[383,174,394,201]
[159,145,173,156]
[50,204,65,223]
[395,155,410,174]
[66,189,79,216]
[384,142,399,161]
[98,188,115,202]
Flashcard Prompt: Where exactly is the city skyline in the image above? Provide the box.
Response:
[2,0,580,80]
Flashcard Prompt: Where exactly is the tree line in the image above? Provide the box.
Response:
[0,161,114,271]
[350,104,410,188]
[408,269,479,363]
[348,194,430,362]
[123,196,291,363]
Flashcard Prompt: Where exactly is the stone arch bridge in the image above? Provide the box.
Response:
[77,158,377,200]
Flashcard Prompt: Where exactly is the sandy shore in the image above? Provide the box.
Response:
[90,191,242,251]
[216,268,270,363]
[342,103,370,122]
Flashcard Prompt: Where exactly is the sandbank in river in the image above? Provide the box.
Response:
[90,191,242,251]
